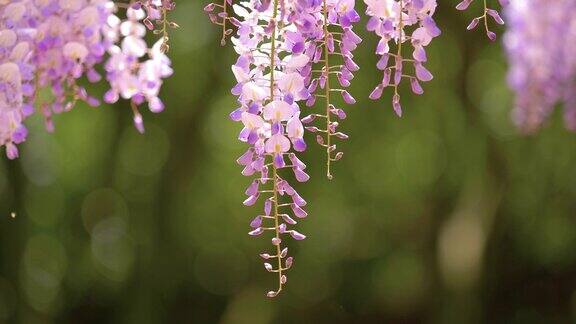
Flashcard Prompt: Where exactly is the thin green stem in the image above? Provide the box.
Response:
[393,0,403,97]
[322,0,333,180]
[221,0,228,45]
[483,0,489,34]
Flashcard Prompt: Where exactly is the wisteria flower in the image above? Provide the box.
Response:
[456,0,507,41]
[231,0,313,297]
[366,0,441,117]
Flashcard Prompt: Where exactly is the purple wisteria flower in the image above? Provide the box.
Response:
[0,0,176,158]
[456,0,507,41]
[504,0,576,132]
[231,0,312,298]
[291,0,361,180]
[366,0,441,116]
[103,6,173,133]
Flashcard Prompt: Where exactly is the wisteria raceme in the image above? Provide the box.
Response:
[0,0,176,158]
[231,0,312,297]
[366,0,441,117]
[103,6,174,133]
[292,0,361,179]
[456,0,507,41]
[204,0,237,46]
[504,0,576,132]
[131,0,178,53]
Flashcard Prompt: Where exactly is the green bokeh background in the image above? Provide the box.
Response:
[2,1,576,323]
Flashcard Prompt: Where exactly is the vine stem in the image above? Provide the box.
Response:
[482,0,489,34]
[269,0,283,295]
[322,0,333,180]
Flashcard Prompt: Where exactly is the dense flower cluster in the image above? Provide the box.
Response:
[365,0,441,117]
[456,0,507,41]
[103,6,174,133]
[504,0,576,132]
[230,0,312,297]
[0,0,175,158]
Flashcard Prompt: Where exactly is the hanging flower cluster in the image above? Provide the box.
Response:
[204,0,236,46]
[230,0,313,297]
[456,0,507,41]
[365,0,441,116]
[295,0,362,180]
[0,0,176,158]
[210,0,363,297]
[504,0,576,132]
[103,3,175,133]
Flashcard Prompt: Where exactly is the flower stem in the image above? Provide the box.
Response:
[322,0,333,180]
[394,0,403,97]
[221,0,228,45]
[483,0,489,34]
[269,0,283,296]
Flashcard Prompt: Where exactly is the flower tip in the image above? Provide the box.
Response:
[5,144,19,160]
[290,230,306,241]
[456,0,472,10]
[133,114,145,134]
[369,86,383,100]
[487,31,497,42]
[248,228,264,236]
[467,18,480,31]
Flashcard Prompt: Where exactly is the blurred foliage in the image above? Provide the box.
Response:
[1,2,576,323]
